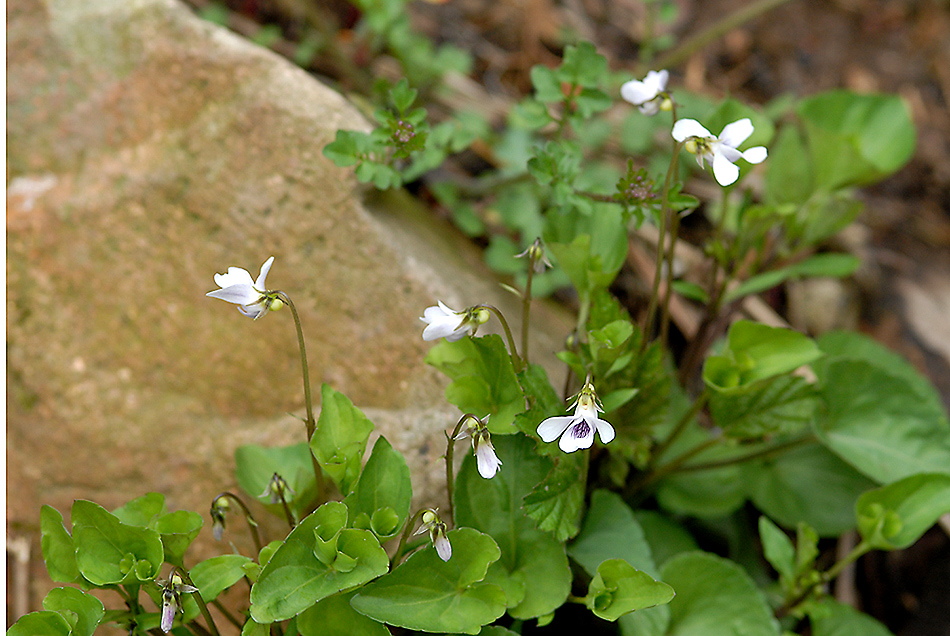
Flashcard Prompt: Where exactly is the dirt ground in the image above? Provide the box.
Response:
[150,0,950,632]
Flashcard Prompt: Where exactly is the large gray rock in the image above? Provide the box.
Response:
[6,0,572,615]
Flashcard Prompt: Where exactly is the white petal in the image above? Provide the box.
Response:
[239,304,266,319]
[207,284,261,305]
[434,535,452,561]
[161,604,175,633]
[255,256,275,289]
[712,152,740,186]
[422,320,461,341]
[639,101,661,116]
[717,145,743,163]
[650,69,669,91]
[672,119,711,142]
[719,118,754,148]
[559,422,595,453]
[476,446,502,478]
[621,80,653,106]
[213,267,254,289]
[537,416,574,442]
[742,146,768,164]
[444,327,469,342]
[596,420,616,444]
[437,300,460,315]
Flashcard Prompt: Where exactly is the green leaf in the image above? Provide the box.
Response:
[585,559,675,621]
[725,253,861,303]
[323,130,363,167]
[743,443,876,536]
[523,452,586,541]
[817,330,946,411]
[297,590,390,636]
[661,552,780,636]
[343,436,412,541]
[765,124,814,205]
[798,91,915,190]
[190,555,254,602]
[814,359,950,483]
[425,335,525,432]
[808,599,895,636]
[71,500,164,585]
[236,443,319,517]
[856,473,950,550]
[709,375,817,439]
[634,511,699,568]
[758,517,795,581]
[6,611,73,636]
[454,434,572,619]
[155,510,203,567]
[350,528,506,635]
[40,506,81,583]
[703,321,823,390]
[389,78,417,113]
[112,493,166,527]
[42,587,105,636]
[569,490,657,577]
[530,66,564,103]
[250,503,390,622]
[310,384,376,494]
[558,41,607,87]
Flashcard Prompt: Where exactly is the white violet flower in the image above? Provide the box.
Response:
[159,575,198,633]
[537,377,615,453]
[420,301,488,342]
[671,117,768,187]
[206,256,282,319]
[621,70,670,115]
[414,509,452,561]
[455,415,502,479]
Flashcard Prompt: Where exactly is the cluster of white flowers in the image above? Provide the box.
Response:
[622,69,768,187]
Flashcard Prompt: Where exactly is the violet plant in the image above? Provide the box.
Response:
[14,30,950,636]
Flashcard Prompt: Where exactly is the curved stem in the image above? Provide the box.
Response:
[212,492,263,554]
[477,304,524,372]
[174,568,221,636]
[275,486,296,531]
[445,414,473,525]
[393,509,429,566]
[676,434,814,473]
[275,291,325,501]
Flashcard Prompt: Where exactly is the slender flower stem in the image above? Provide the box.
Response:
[645,0,796,74]
[173,568,221,636]
[393,509,429,566]
[275,486,296,531]
[211,492,263,554]
[445,415,473,524]
[642,140,685,350]
[477,304,524,372]
[776,540,873,618]
[211,600,243,630]
[521,265,535,367]
[675,434,814,473]
[649,389,709,469]
[275,291,325,501]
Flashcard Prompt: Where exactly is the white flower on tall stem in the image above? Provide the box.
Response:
[206,256,283,319]
[621,70,671,115]
[455,415,502,479]
[671,117,768,187]
[537,376,615,453]
[420,301,489,342]
[414,509,452,561]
